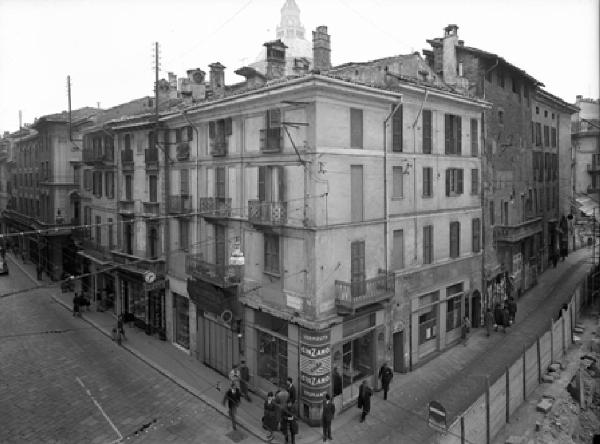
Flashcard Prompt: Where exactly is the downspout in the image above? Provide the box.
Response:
[383,102,402,274]
[182,111,200,252]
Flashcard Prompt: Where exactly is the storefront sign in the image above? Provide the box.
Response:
[187,278,232,314]
[144,279,165,292]
[299,329,331,403]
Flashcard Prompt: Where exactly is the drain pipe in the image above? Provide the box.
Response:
[383,102,402,274]
[182,111,200,250]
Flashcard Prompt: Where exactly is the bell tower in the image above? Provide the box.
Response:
[276,0,305,40]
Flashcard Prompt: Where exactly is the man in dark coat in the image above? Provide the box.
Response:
[281,404,298,444]
[222,382,241,431]
[507,297,517,324]
[494,303,504,332]
[286,377,296,408]
[239,360,251,402]
[358,380,372,423]
[378,362,393,400]
[321,394,335,442]
[263,392,278,441]
[485,308,495,337]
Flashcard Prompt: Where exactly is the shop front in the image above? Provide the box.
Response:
[118,270,166,338]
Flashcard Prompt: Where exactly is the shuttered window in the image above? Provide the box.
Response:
[470,118,478,156]
[264,234,280,275]
[392,166,403,198]
[350,165,364,222]
[422,109,432,154]
[449,221,460,258]
[423,167,433,197]
[445,168,464,196]
[149,175,158,202]
[423,225,433,264]
[392,105,403,152]
[472,218,481,253]
[350,240,366,297]
[392,230,404,270]
[471,169,479,195]
[215,167,226,198]
[444,114,462,155]
[350,108,363,149]
[180,169,189,195]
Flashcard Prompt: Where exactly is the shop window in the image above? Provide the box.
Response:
[257,330,288,387]
[131,282,145,322]
[342,333,374,390]
[446,283,464,332]
[418,291,439,345]
[174,294,190,349]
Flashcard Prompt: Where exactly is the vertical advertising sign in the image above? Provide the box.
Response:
[299,329,331,404]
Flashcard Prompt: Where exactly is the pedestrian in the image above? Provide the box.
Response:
[358,380,372,423]
[321,394,335,442]
[485,308,494,337]
[332,367,342,398]
[461,316,471,346]
[378,362,393,400]
[552,251,558,268]
[502,305,510,333]
[263,392,278,442]
[286,377,296,408]
[117,314,126,340]
[239,360,251,402]
[229,364,241,389]
[493,303,503,332]
[222,382,241,431]
[508,297,517,324]
[73,293,80,317]
[281,404,298,444]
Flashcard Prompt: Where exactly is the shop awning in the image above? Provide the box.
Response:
[575,194,599,219]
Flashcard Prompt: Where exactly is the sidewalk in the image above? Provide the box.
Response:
[8,247,595,444]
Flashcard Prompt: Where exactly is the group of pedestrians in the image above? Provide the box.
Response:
[487,296,518,335]
[262,378,298,442]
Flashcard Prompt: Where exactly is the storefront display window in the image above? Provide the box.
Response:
[446,283,463,332]
[174,294,189,349]
[131,283,145,321]
[418,291,439,345]
[257,330,288,386]
[342,333,373,389]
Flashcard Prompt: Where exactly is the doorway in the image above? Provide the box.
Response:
[393,330,405,373]
[471,291,481,328]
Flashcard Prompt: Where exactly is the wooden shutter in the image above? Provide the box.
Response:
[456,116,462,154]
[180,169,189,195]
[276,166,286,202]
[444,114,451,154]
[209,121,216,139]
[268,109,281,128]
[350,108,363,149]
[215,167,226,198]
[445,169,451,196]
[351,165,364,222]
[450,221,460,258]
[224,118,233,136]
[423,167,432,197]
[392,105,403,152]
[470,118,478,156]
[350,241,365,283]
[458,169,464,194]
[258,166,266,202]
[392,230,404,269]
[422,110,432,154]
[472,218,480,252]
[187,126,194,141]
[393,166,403,198]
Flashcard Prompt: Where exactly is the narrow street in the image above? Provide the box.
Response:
[0,255,262,444]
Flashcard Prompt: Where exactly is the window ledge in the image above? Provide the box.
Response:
[391,196,404,201]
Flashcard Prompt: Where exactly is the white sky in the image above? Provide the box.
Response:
[0,0,598,133]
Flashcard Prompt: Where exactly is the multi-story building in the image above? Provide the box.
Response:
[2,108,97,279]
[160,26,488,424]
[0,132,13,232]
[572,97,600,198]
[424,24,575,306]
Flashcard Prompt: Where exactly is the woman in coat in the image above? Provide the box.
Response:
[263,392,278,441]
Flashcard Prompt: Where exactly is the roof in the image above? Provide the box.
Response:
[535,88,579,113]
[35,107,100,125]
[425,39,543,87]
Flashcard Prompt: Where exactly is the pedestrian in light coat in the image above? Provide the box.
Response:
[485,308,495,337]
[321,394,335,442]
[378,362,393,400]
[358,380,372,423]
[286,377,296,408]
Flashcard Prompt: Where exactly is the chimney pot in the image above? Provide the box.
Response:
[312,25,331,72]
[209,62,226,97]
[263,40,287,80]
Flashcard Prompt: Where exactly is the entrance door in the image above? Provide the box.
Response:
[471,291,481,328]
[202,314,239,376]
[393,330,405,373]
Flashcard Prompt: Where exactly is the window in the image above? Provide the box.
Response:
[449,221,460,258]
[105,172,114,199]
[258,166,285,204]
[423,167,433,197]
[257,329,288,386]
[175,128,182,143]
[84,170,92,191]
[490,201,495,225]
[215,167,226,198]
[535,123,542,146]
[422,109,432,154]
[551,113,555,120]
[125,175,132,200]
[445,168,464,196]
[93,171,103,197]
[418,291,438,344]
[544,110,548,118]
[149,175,158,202]
[503,201,509,225]
[186,126,194,142]
[180,169,189,195]
[264,234,280,275]
[423,225,433,264]
[471,169,479,195]
[174,294,190,349]
[148,226,159,259]
[543,125,550,147]
[445,114,462,155]
[163,129,170,146]
[148,131,155,149]
[209,118,232,155]
[124,134,131,151]
[95,215,101,245]
[392,166,404,198]
[124,221,133,254]
[392,105,403,152]
[392,229,404,270]
[108,218,114,249]
[535,106,539,115]
[498,110,504,124]
[551,128,557,147]
[179,219,189,251]
[350,108,363,149]
[446,283,463,332]
[470,118,478,156]
[472,218,481,252]
[350,165,363,222]
[350,240,366,297]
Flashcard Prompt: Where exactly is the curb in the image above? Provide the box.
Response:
[6,253,43,286]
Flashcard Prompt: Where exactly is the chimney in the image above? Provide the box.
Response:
[234,66,266,89]
[292,57,310,76]
[209,62,226,97]
[157,78,175,102]
[187,68,206,101]
[168,72,177,90]
[264,40,287,80]
[442,24,459,85]
[312,26,331,72]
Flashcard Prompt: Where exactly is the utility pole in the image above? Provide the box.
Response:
[67,76,72,142]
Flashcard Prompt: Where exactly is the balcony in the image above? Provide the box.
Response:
[145,148,159,170]
[185,254,242,287]
[335,274,395,314]
[142,201,160,217]
[199,197,232,218]
[248,200,287,225]
[493,217,542,244]
[121,149,134,170]
[168,195,192,214]
[83,148,114,166]
[210,139,227,157]
[79,238,113,262]
[260,127,282,153]
[587,184,600,194]
[118,200,136,215]
[112,250,166,278]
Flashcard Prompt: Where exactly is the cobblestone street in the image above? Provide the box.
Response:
[0,256,261,444]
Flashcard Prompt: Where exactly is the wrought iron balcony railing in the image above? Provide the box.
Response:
[185,254,242,287]
[199,197,232,218]
[248,200,287,225]
[335,274,395,313]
